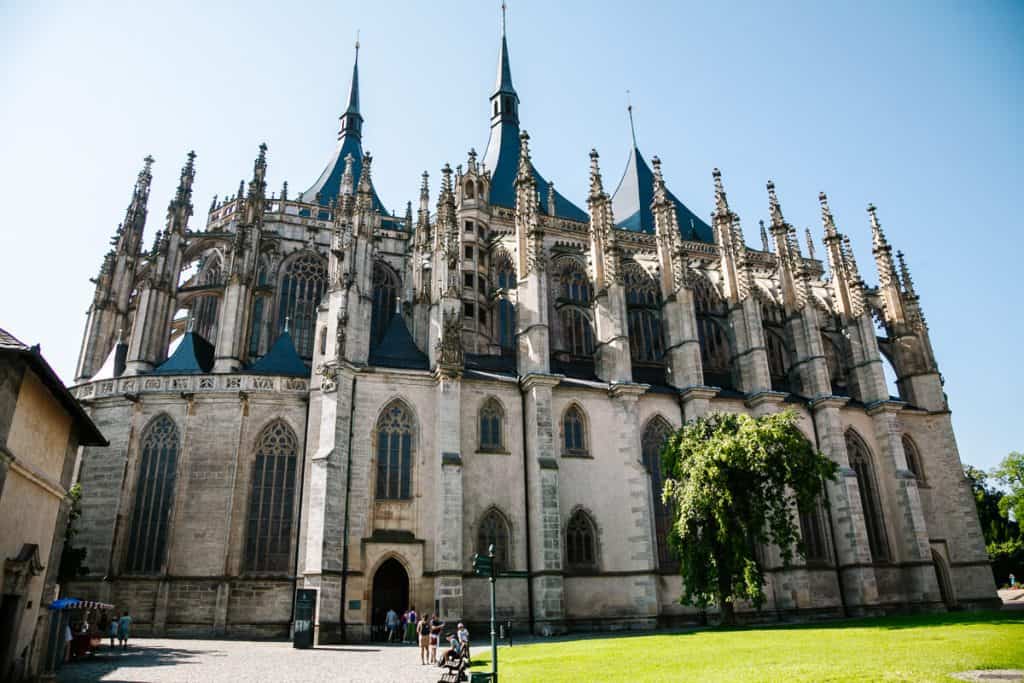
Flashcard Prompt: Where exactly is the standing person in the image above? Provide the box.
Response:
[457,622,470,661]
[108,617,118,648]
[117,611,132,649]
[417,614,430,665]
[385,607,400,643]
[429,613,445,664]
[405,605,417,644]
[1010,572,1017,589]
[63,621,73,662]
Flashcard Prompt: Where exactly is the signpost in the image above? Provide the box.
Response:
[293,589,317,649]
[472,545,498,682]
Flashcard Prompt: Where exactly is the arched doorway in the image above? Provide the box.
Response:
[371,558,409,641]
[932,550,956,609]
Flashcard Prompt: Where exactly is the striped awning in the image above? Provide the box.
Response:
[48,598,115,611]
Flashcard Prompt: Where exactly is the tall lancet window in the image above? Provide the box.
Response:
[126,414,179,574]
[277,253,326,358]
[477,508,511,571]
[556,260,594,357]
[566,509,598,571]
[193,254,222,342]
[371,262,400,345]
[248,258,271,358]
[495,256,517,352]
[846,429,890,562]
[625,263,664,362]
[642,417,677,570]
[375,400,414,500]
[760,295,792,392]
[244,420,299,573]
[693,276,732,387]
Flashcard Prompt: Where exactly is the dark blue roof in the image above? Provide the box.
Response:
[610,146,713,243]
[301,132,385,212]
[368,313,428,370]
[153,332,215,374]
[301,48,385,212]
[247,331,309,377]
[481,120,589,222]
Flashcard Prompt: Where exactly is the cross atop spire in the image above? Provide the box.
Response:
[491,1,518,122]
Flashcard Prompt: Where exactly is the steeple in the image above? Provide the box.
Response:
[301,40,384,211]
[491,1,519,128]
[339,38,363,140]
[610,103,712,241]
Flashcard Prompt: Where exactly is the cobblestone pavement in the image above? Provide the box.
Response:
[57,639,455,683]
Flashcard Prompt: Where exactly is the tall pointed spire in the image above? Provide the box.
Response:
[495,2,516,97]
[339,37,363,140]
[626,91,638,148]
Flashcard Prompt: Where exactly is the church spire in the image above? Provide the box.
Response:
[339,38,363,140]
[490,2,519,128]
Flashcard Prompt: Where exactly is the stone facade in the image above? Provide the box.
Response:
[65,25,997,642]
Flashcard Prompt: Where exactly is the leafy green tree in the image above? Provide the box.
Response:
[58,483,89,586]
[963,464,1019,545]
[993,451,1024,526]
[660,410,838,625]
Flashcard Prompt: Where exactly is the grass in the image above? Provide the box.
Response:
[469,611,1024,682]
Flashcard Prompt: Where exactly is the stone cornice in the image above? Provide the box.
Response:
[744,390,788,410]
[519,373,563,392]
[608,382,649,402]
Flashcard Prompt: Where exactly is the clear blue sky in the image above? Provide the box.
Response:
[1,1,1020,470]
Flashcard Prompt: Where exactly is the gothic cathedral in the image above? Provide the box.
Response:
[67,24,997,640]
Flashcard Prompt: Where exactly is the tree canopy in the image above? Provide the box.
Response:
[661,410,838,624]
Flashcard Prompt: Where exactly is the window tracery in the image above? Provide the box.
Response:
[371,262,400,345]
[477,508,510,570]
[375,401,414,500]
[244,420,298,573]
[562,404,588,457]
[277,252,327,358]
[478,398,504,451]
[846,429,890,562]
[642,417,676,570]
[126,414,179,574]
[625,264,664,363]
[566,509,598,571]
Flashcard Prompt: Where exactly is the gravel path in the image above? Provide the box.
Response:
[57,638,453,683]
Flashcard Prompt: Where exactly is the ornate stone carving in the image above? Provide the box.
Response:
[436,309,464,372]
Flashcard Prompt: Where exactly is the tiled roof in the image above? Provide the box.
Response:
[368,313,428,370]
[0,326,106,446]
[152,331,215,374]
[247,331,309,377]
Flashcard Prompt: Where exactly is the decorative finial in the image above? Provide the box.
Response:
[805,227,816,260]
[760,220,770,252]
[897,250,916,294]
[355,29,360,54]
[712,168,729,214]
[186,309,195,333]
[626,90,638,147]
[501,1,507,36]
[767,180,785,226]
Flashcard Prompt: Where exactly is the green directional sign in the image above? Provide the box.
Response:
[473,553,493,577]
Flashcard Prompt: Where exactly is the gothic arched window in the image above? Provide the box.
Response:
[902,434,926,484]
[193,254,223,342]
[625,264,664,363]
[243,420,298,573]
[798,500,831,564]
[642,417,677,570]
[126,414,179,574]
[371,262,400,345]
[477,508,510,571]
[277,252,327,358]
[562,404,588,457]
[248,257,272,358]
[760,297,791,392]
[375,400,414,500]
[495,256,517,351]
[566,509,598,571]
[556,260,594,357]
[846,429,890,562]
[478,398,504,451]
[822,333,848,393]
[693,277,732,385]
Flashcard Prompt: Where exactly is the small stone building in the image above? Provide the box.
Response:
[65,22,997,642]
[0,328,106,679]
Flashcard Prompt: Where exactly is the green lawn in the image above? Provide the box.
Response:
[469,611,1024,682]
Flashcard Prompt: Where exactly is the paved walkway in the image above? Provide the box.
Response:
[57,639,450,683]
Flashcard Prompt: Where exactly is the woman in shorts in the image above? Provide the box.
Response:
[417,614,430,664]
